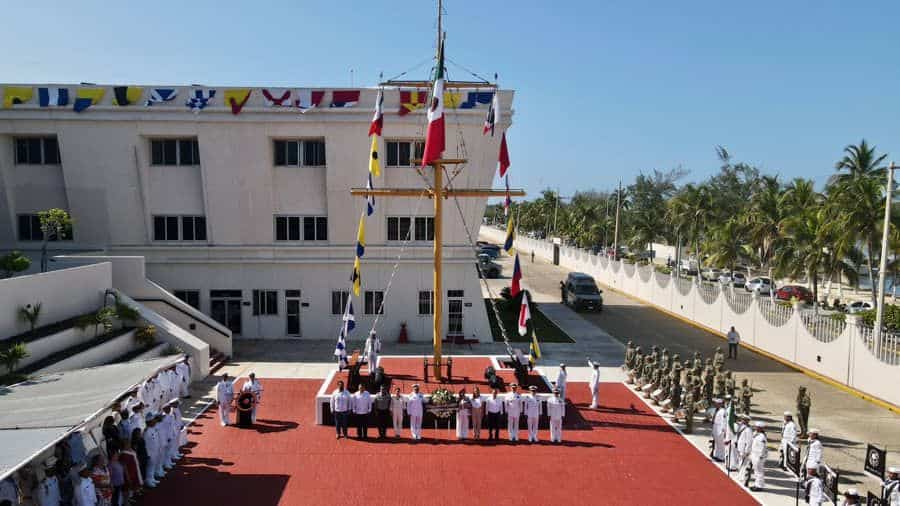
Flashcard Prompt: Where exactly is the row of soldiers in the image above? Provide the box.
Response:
[623,342,752,434]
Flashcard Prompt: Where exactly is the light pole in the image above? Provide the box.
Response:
[874,161,896,355]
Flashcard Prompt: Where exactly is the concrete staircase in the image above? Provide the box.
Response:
[209,348,228,375]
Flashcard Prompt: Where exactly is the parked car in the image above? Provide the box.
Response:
[564,272,603,312]
[774,285,814,304]
[479,247,500,259]
[745,277,774,294]
[847,300,873,314]
[701,268,722,282]
[477,254,501,278]
[718,271,747,288]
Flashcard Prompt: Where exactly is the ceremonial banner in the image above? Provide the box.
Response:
[421,40,446,166]
[498,132,510,177]
[224,89,252,115]
[868,491,883,505]
[865,443,887,481]
[822,465,839,503]
[368,89,383,136]
[186,89,215,112]
[504,175,511,216]
[529,328,542,364]
[3,86,32,108]
[295,89,324,111]
[112,86,142,106]
[38,87,69,107]
[73,87,106,112]
[461,91,493,109]
[510,253,522,297]
[503,214,515,255]
[145,88,177,106]
[398,90,426,116]
[330,90,359,108]
[262,89,292,107]
[786,442,802,477]
[518,290,532,336]
[334,296,355,370]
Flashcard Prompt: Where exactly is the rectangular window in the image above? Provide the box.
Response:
[210,289,242,298]
[173,290,200,310]
[418,291,434,315]
[303,140,326,166]
[153,215,206,241]
[331,290,349,315]
[388,216,431,241]
[414,217,435,241]
[275,216,324,241]
[273,139,325,166]
[14,137,61,165]
[386,140,425,167]
[448,290,465,298]
[365,291,385,315]
[252,289,278,316]
[285,289,301,298]
[151,138,199,166]
[17,213,73,241]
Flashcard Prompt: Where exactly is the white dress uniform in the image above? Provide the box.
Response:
[241,379,264,423]
[73,476,96,506]
[216,379,235,426]
[805,438,823,471]
[588,361,601,408]
[523,395,541,442]
[504,393,523,441]
[547,395,565,442]
[455,398,470,439]
[884,470,899,506]
[165,370,178,402]
[175,361,191,397]
[364,333,381,371]
[805,474,824,505]
[781,419,797,466]
[36,475,60,506]
[712,406,727,460]
[390,394,405,437]
[556,369,568,400]
[749,428,768,489]
[406,392,425,440]
[730,422,751,471]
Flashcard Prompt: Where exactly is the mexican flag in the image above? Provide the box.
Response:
[421,40,446,166]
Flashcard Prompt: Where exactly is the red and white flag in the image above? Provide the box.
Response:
[262,89,292,107]
[518,290,532,336]
[498,132,510,177]
[368,89,384,136]
[504,175,511,216]
[483,91,499,135]
[421,41,446,166]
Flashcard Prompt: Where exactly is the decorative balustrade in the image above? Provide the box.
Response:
[799,311,846,343]
[623,262,636,278]
[697,282,720,304]
[638,266,652,282]
[723,288,752,314]
[858,325,900,365]
[655,271,671,289]
[757,298,793,327]
[675,277,693,296]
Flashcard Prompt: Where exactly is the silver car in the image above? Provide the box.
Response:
[745,277,773,295]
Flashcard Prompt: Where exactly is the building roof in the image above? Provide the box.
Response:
[0,356,180,479]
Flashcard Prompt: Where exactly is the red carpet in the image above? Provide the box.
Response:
[139,379,757,505]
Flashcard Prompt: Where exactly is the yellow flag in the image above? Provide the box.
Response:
[356,213,366,258]
[503,214,515,255]
[3,86,33,108]
[351,256,361,296]
[112,86,143,106]
[224,89,252,114]
[369,135,381,177]
[444,91,462,109]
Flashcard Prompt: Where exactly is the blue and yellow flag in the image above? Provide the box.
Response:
[3,86,33,108]
[73,87,105,112]
[443,91,463,109]
[350,256,361,296]
[369,135,381,177]
[503,215,515,255]
[356,213,366,258]
[112,86,143,106]
[529,329,542,365]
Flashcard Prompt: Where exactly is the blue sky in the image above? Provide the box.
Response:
[4,0,899,198]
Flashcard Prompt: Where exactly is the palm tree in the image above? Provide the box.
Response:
[744,175,783,279]
[776,181,828,304]
[831,139,887,185]
[666,184,715,275]
[704,217,749,273]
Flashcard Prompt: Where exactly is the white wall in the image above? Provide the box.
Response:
[482,226,900,408]
[0,262,110,340]
[34,329,137,375]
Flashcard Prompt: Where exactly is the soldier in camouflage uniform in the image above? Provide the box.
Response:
[659,348,670,373]
[628,347,644,384]
[713,368,726,400]
[703,365,715,403]
[740,378,753,415]
[624,341,636,370]
[692,352,703,374]
[683,388,696,434]
[713,346,725,370]
[724,370,736,398]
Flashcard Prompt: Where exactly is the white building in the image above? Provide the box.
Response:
[0,84,513,342]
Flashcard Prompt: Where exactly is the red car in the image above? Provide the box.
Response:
[774,285,813,304]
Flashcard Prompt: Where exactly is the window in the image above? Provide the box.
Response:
[273,139,326,167]
[365,291,385,315]
[387,216,433,241]
[17,214,73,241]
[418,291,434,315]
[252,289,278,316]
[386,140,425,167]
[274,216,326,241]
[447,290,465,298]
[15,137,60,165]
[174,290,200,310]
[331,290,349,315]
[153,216,206,241]
[151,138,200,166]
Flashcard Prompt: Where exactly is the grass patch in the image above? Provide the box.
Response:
[484,295,574,343]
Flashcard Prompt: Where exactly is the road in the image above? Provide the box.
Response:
[480,230,900,497]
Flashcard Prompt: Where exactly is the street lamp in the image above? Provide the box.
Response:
[874,162,896,355]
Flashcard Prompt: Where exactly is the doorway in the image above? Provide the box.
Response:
[447,289,464,337]
[286,289,302,337]
[210,289,242,335]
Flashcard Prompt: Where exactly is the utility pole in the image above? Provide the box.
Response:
[874,161,896,356]
[553,187,560,237]
[613,180,622,259]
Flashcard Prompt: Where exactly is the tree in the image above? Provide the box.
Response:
[37,208,73,273]
[775,180,827,304]
[0,251,31,278]
[704,217,750,273]
[744,176,783,278]
[18,302,42,334]
[0,342,29,374]
[666,183,715,273]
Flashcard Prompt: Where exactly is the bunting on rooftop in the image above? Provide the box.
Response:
[3,87,33,108]
[398,90,427,116]
[462,91,493,109]
[262,89,292,107]
[224,89,252,115]
[330,90,359,108]
[296,89,324,111]
[38,87,69,107]
[145,88,177,106]
[112,86,143,106]
[73,87,105,113]
[186,89,215,113]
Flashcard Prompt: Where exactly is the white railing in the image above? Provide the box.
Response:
[479,226,900,407]
[638,266,653,282]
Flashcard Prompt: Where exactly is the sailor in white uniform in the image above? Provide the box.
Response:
[215,373,235,427]
[780,412,798,469]
[547,388,565,443]
[587,358,601,408]
[711,398,727,462]
[364,330,381,371]
[555,364,568,401]
[406,384,425,440]
[523,386,541,442]
[804,464,825,505]
[175,358,191,398]
[748,421,768,491]
[504,384,524,441]
[730,414,752,472]
[803,428,823,476]
[883,466,900,506]
[241,372,264,423]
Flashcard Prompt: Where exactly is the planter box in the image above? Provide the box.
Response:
[35,329,138,375]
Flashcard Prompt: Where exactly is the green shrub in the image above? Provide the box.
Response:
[18,303,42,333]
[0,342,29,373]
[0,251,31,278]
[115,302,141,324]
[859,304,900,331]
[135,324,157,347]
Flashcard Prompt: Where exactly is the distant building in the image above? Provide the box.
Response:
[0,84,513,341]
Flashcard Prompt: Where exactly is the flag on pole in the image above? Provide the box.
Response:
[73,87,105,112]
[356,213,366,258]
[518,290,532,336]
[3,86,33,108]
[350,256,361,296]
[504,175,511,216]
[498,132,511,177]
[503,214,515,255]
[224,89,252,115]
[112,86,142,106]
[262,89,292,107]
[334,295,355,370]
[366,173,376,216]
[296,89,324,111]
[511,253,522,297]
[421,40,446,166]
[38,87,69,107]
[483,91,499,135]
[368,89,383,136]
[145,88,177,106]
[529,328,542,365]
[368,135,381,177]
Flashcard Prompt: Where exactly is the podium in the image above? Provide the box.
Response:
[236,392,256,427]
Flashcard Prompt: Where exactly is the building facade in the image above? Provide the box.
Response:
[0,84,513,342]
